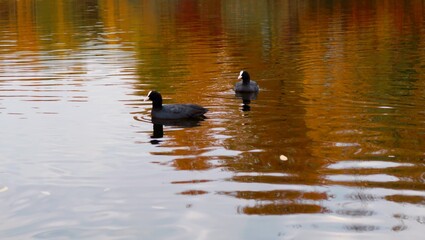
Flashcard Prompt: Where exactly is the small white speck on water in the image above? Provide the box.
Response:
[280,155,288,161]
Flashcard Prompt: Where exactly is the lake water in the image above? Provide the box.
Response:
[1,0,425,239]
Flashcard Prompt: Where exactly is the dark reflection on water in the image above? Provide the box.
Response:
[151,124,163,144]
[235,92,258,112]
[150,118,205,144]
[0,0,425,239]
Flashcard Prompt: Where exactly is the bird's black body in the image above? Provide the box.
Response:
[145,91,208,120]
[234,70,259,93]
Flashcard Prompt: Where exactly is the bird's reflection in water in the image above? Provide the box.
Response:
[150,123,164,144]
[236,92,258,112]
[150,118,204,145]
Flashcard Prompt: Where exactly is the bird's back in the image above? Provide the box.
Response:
[152,104,208,119]
[235,80,259,93]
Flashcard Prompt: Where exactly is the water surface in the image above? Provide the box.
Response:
[0,0,425,239]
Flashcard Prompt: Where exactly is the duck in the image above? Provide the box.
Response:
[145,91,208,120]
[234,70,259,93]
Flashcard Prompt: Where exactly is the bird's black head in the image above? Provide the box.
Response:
[238,70,250,84]
[145,91,163,109]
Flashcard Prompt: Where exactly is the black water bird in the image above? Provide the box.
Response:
[145,91,208,120]
[234,70,259,93]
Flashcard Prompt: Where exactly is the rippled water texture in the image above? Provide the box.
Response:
[1,0,425,239]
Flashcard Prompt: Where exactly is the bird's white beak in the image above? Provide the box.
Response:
[238,71,244,80]
[144,91,152,101]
